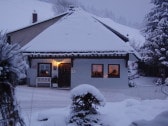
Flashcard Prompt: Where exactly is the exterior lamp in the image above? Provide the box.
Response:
[52,60,62,70]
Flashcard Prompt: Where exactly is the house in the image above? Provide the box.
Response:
[7,8,140,89]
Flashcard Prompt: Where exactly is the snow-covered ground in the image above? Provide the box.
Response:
[15,76,168,126]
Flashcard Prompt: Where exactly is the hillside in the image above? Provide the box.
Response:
[0,0,54,32]
[1,0,145,48]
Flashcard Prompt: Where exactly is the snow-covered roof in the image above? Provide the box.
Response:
[94,16,145,48]
[22,8,136,55]
[0,0,54,32]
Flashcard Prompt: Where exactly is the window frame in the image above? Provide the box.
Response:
[91,64,104,78]
[108,64,120,78]
[37,63,52,77]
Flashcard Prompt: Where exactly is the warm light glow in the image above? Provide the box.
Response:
[56,62,61,66]
[52,60,63,67]
[108,64,120,77]
[52,59,71,69]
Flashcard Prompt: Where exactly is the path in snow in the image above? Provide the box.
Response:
[15,86,71,117]
[15,77,168,126]
[15,82,167,116]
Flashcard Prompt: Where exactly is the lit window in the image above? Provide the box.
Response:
[108,64,120,78]
[91,64,103,78]
[38,63,51,77]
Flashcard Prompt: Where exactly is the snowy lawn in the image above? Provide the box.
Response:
[15,76,168,126]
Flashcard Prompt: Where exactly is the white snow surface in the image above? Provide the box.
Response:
[0,0,54,32]
[131,111,168,126]
[15,76,168,126]
[22,8,135,52]
[95,16,145,48]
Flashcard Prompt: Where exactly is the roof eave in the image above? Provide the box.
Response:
[7,12,69,35]
[93,17,129,42]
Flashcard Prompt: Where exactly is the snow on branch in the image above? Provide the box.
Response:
[0,32,28,82]
[70,84,106,106]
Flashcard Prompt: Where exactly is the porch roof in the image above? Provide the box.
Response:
[24,50,131,58]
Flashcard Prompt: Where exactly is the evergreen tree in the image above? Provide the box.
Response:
[142,0,168,67]
[0,33,27,126]
[68,84,105,126]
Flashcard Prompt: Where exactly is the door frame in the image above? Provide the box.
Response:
[58,63,71,88]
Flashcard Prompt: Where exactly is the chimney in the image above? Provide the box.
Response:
[32,10,38,23]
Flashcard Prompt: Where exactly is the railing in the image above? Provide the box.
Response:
[36,77,51,87]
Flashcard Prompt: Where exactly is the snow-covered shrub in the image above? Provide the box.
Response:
[68,84,105,126]
[154,78,162,85]
[0,33,28,83]
[130,111,168,126]
[165,78,168,85]
[128,80,136,88]
[0,33,27,126]
[128,61,139,80]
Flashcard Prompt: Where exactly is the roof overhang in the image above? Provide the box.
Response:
[23,51,130,59]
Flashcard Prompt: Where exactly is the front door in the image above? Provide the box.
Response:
[58,63,71,88]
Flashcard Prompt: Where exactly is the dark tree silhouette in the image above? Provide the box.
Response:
[141,0,168,82]
[0,33,27,126]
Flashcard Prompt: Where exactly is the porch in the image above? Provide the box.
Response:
[27,58,71,88]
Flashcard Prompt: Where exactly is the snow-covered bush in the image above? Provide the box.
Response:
[0,33,27,126]
[0,33,28,83]
[130,111,168,126]
[165,78,168,85]
[128,61,139,80]
[68,84,105,126]
[128,80,136,88]
[154,78,162,85]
